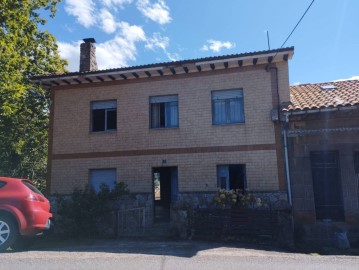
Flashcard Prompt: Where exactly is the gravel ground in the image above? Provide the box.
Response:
[1,239,359,270]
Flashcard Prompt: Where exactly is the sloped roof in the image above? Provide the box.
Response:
[33,47,294,89]
[286,80,359,112]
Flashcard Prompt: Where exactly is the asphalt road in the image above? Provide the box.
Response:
[1,240,358,270]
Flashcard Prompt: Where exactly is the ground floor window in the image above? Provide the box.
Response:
[217,164,246,190]
[89,168,116,192]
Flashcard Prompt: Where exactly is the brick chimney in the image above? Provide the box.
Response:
[79,38,98,72]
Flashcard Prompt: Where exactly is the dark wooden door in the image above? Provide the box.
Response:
[310,151,344,221]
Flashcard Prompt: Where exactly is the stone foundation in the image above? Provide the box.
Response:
[49,190,290,238]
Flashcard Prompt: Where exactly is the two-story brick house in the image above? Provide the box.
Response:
[34,39,294,223]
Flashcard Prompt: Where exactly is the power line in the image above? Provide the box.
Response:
[280,0,316,49]
[268,0,315,65]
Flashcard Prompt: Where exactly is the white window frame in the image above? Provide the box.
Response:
[91,100,117,132]
[212,89,245,125]
[150,95,179,129]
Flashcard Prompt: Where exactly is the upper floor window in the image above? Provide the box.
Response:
[150,95,179,128]
[212,89,245,125]
[91,100,117,132]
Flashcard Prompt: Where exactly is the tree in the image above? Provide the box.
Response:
[0,0,67,191]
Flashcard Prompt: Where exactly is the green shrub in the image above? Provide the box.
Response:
[55,182,129,238]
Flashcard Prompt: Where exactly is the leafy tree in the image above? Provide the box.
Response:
[0,0,67,191]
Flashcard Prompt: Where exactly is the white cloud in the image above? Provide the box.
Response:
[100,0,133,8]
[136,0,172,25]
[99,9,117,34]
[334,75,359,81]
[118,21,146,42]
[145,33,180,62]
[201,40,236,53]
[145,32,169,50]
[165,52,180,62]
[64,0,96,28]
[58,22,146,71]
[57,41,82,72]
[96,37,140,69]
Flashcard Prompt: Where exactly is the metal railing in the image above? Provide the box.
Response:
[117,207,146,236]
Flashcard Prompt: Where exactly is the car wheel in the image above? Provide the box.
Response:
[0,215,18,252]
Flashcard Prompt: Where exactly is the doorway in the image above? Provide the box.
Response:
[310,151,344,221]
[153,167,178,223]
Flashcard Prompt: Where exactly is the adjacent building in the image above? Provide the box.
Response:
[284,80,359,244]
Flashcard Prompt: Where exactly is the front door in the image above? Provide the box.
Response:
[153,167,178,222]
[310,151,344,221]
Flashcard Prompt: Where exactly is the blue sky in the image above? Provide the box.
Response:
[44,0,359,84]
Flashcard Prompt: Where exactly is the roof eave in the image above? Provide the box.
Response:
[33,47,294,89]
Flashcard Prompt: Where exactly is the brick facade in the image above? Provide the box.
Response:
[49,62,290,195]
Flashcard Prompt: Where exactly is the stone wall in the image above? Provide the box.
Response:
[49,190,289,238]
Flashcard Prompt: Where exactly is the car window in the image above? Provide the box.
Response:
[0,181,6,188]
[22,180,44,196]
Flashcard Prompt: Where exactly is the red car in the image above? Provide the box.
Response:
[0,177,52,251]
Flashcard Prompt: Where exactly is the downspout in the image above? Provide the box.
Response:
[266,64,292,205]
[283,113,292,206]
[267,63,294,245]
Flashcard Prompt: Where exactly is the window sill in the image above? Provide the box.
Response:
[90,130,117,135]
[149,127,179,130]
[212,122,245,126]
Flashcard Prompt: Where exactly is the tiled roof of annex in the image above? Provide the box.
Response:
[286,79,359,112]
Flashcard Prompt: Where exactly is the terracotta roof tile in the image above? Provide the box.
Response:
[286,80,359,112]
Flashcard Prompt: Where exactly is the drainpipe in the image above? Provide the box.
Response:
[283,113,292,206]
[266,64,292,206]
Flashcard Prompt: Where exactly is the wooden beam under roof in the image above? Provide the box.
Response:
[238,60,243,67]
[253,58,258,65]
[210,64,215,70]
[51,80,59,86]
[183,66,189,73]
[196,65,202,72]
[62,79,71,85]
[74,79,82,84]
[85,77,93,83]
[145,71,151,77]
[283,54,289,61]
[120,74,127,80]
[132,72,139,78]
[224,62,228,69]
[170,67,176,75]
[96,76,104,82]
[157,69,163,76]
[268,56,273,63]
[108,75,116,80]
